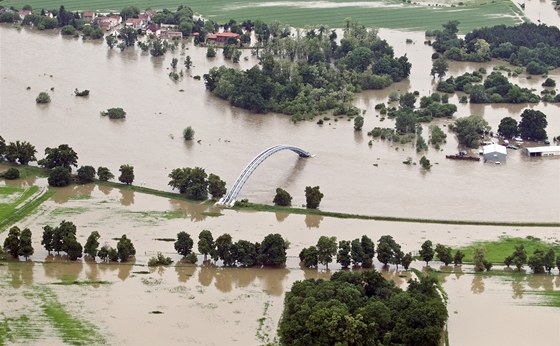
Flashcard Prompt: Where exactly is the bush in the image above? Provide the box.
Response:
[185,252,197,264]
[542,78,556,87]
[61,25,77,36]
[183,126,195,140]
[148,252,173,266]
[206,46,216,58]
[76,165,96,184]
[36,92,51,104]
[48,167,71,187]
[74,88,90,96]
[420,156,431,169]
[2,168,20,180]
[273,188,292,206]
[101,108,126,119]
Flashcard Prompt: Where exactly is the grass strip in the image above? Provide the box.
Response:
[36,286,106,345]
[457,236,560,264]
[526,290,560,308]
[0,187,54,233]
[51,280,111,286]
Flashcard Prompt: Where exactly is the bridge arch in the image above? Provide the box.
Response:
[218,145,312,206]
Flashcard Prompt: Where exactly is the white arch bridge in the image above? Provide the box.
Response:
[218,145,312,206]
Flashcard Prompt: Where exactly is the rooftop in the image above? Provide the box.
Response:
[525,146,560,153]
[483,143,507,155]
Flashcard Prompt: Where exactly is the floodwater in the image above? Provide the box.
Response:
[1,25,559,222]
[0,183,559,345]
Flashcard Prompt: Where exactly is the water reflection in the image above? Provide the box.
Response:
[195,266,289,295]
[305,214,323,228]
[175,263,197,283]
[5,261,34,288]
[2,176,37,188]
[471,275,485,294]
[43,258,84,282]
[275,211,289,222]
[98,184,113,195]
[119,189,135,206]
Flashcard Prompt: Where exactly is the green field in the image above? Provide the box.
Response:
[458,236,560,264]
[0,185,55,233]
[1,0,525,32]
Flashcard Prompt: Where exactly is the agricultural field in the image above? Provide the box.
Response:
[1,0,526,32]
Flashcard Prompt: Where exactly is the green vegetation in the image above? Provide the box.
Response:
[0,314,42,344]
[100,107,126,119]
[35,92,51,104]
[1,0,524,32]
[148,252,173,266]
[0,186,54,233]
[458,236,560,264]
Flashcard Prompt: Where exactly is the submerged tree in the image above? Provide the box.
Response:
[84,231,101,259]
[316,236,337,269]
[118,164,134,185]
[175,231,194,257]
[198,230,215,261]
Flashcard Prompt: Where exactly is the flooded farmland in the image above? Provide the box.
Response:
[1,9,560,345]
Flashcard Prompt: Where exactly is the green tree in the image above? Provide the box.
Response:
[453,250,465,265]
[300,246,319,268]
[4,141,37,165]
[41,225,54,254]
[150,38,167,57]
[419,156,431,170]
[175,231,194,257]
[528,248,545,274]
[171,58,178,69]
[183,126,195,140]
[118,164,134,185]
[3,226,21,258]
[106,35,117,49]
[435,244,453,266]
[39,144,79,171]
[473,247,491,272]
[76,165,96,184]
[431,57,449,79]
[208,173,226,199]
[305,186,324,209]
[544,249,556,273]
[119,6,140,21]
[232,240,258,267]
[258,233,288,266]
[116,234,136,262]
[185,167,208,200]
[207,46,217,58]
[36,92,51,104]
[395,110,417,134]
[101,108,126,119]
[419,240,434,266]
[497,117,518,138]
[316,236,337,269]
[450,115,490,148]
[48,166,72,187]
[353,116,364,131]
[120,26,137,47]
[98,245,110,262]
[0,135,5,158]
[65,237,83,261]
[399,92,417,109]
[97,167,114,181]
[273,188,292,206]
[336,240,351,269]
[84,231,100,259]
[402,252,413,270]
[2,168,20,180]
[215,233,235,266]
[361,235,375,268]
[377,235,400,266]
[351,239,365,267]
[511,245,527,271]
[429,125,447,148]
[518,109,547,140]
[198,230,215,261]
[185,56,193,69]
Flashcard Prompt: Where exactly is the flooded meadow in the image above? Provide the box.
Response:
[1,10,560,345]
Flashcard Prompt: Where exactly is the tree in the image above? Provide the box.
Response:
[435,244,453,266]
[215,233,235,266]
[97,167,114,181]
[395,110,417,133]
[208,173,226,199]
[185,167,208,200]
[419,240,434,266]
[150,38,167,57]
[497,117,518,139]
[473,247,487,272]
[84,231,100,259]
[431,57,449,79]
[453,250,464,265]
[361,235,375,268]
[171,58,178,69]
[39,144,79,171]
[66,237,83,261]
[402,252,413,270]
[511,245,527,271]
[419,156,431,170]
[3,226,21,258]
[273,188,292,206]
[450,115,490,148]
[353,116,364,131]
[76,165,96,184]
[336,240,352,269]
[528,248,545,274]
[101,108,126,119]
[258,233,288,266]
[544,249,556,273]
[0,135,5,158]
[118,164,134,185]
[120,26,137,47]
[399,92,417,109]
[183,126,195,140]
[120,6,140,21]
[116,234,136,262]
[232,240,258,267]
[300,246,319,268]
[36,92,51,104]
[351,239,365,267]
[305,186,324,209]
[184,56,192,69]
[518,109,547,140]
[316,236,337,269]
[5,141,37,165]
[198,230,214,261]
[207,46,217,58]
[106,35,117,49]
[175,231,194,257]
[41,225,54,254]
[48,166,72,187]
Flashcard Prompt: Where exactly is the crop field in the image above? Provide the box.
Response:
[1,0,526,32]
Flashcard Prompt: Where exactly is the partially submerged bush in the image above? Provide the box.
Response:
[1,167,20,180]
[101,108,126,119]
[36,92,51,104]
[148,252,173,266]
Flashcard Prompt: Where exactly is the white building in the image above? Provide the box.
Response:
[483,143,507,162]
[524,146,560,157]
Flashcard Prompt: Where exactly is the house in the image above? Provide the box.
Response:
[125,18,144,30]
[146,23,159,36]
[160,23,178,30]
[524,146,560,157]
[83,11,96,22]
[96,16,120,31]
[165,31,183,40]
[483,143,507,162]
[207,32,240,44]
[18,10,32,20]
[138,12,151,22]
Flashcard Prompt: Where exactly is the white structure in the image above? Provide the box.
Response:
[524,146,560,157]
[483,143,507,162]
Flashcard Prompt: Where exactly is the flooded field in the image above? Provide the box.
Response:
[1,26,559,223]
[0,183,559,344]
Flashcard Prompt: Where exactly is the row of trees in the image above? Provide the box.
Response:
[497,109,548,140]
[273,186,324,209]
[168,167,226,200]
[504,245,558,274]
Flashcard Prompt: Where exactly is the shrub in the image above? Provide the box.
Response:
[101,108,126,119]
[183,126,195,140]
[148,252,173,266]
[273,188,292,206]
[36,92,51,104]
[2,168,20,180]
[185,252,197,264]
[48,167,71,187]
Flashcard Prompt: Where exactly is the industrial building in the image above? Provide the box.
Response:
[524,146,560,157]
[482,143,507,162]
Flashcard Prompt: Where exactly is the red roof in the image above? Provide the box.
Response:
[83,11,94,17]
[147,24,158,32]
[217,32,240,38]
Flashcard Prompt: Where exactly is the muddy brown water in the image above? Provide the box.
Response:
[1,25,559,222]
[1,20,559,345]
